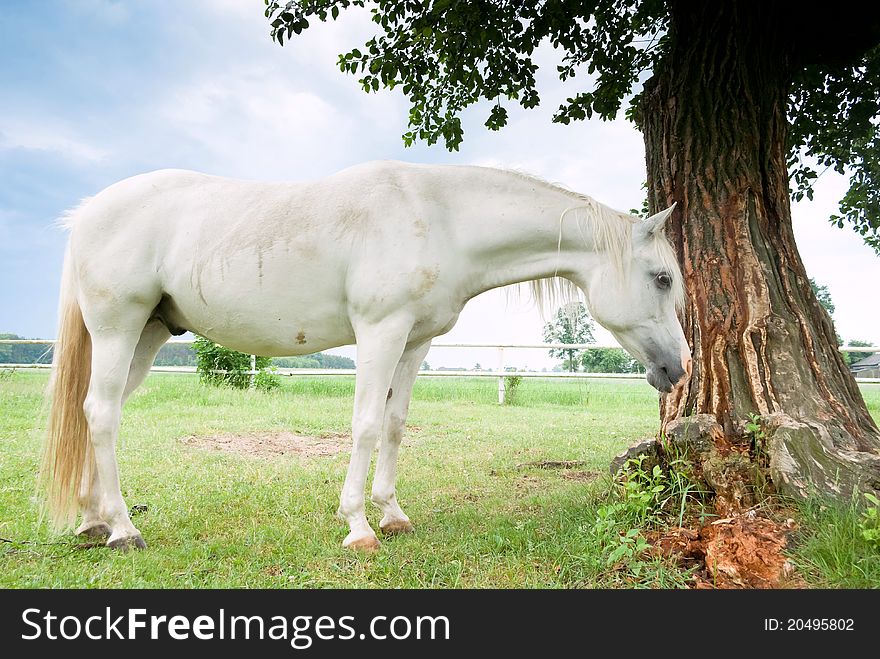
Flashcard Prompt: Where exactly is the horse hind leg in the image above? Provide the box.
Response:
[76,319,170,540]
[82,332,144,549]
[371,340,431,536]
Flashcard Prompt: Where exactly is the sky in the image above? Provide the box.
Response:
[1,0,877,371]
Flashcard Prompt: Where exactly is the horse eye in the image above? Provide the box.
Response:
[655,273,672,289]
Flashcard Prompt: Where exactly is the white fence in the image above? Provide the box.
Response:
[2,339,878,404]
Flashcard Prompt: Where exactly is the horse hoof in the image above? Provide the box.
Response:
[380,520,414,535]
[343,533,380,552]
[107,534,147,551]
[76,522,111,538]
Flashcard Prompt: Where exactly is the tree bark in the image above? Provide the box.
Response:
[639,1,880,498]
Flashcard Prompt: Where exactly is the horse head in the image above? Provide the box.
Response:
[582,204,691,393]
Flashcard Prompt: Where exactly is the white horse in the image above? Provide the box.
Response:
[41,161,690,551]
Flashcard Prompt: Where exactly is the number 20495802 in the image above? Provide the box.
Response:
[764,619,854,631]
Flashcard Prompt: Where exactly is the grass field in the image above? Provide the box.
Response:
[1,370,878,588]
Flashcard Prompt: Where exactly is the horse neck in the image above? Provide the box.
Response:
[452,170,610,297]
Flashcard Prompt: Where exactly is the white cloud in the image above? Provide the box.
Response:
[157,67,357,178]
[140,2,409,180]
[461,108,646,211]
[0,120,109,163]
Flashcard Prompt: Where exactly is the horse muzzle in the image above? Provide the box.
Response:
[646,360,688,393]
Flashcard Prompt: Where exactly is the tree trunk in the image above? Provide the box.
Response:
[639,1,880,498]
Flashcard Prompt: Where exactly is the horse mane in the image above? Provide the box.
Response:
[491,168,684,316]
[521,202,633,318]
[57,197,93,230]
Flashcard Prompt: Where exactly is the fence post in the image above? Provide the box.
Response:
[497,346,505,404]
[249,354,256,389]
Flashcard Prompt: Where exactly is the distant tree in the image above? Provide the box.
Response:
[808,277,844,345]
[271,353,355,369]
[809,278,835,317]
[420,361,430,371]
[153,343,196,367]
[0,334,53,365]
[314,353,356,369]
[543,302,594,373]
[273,356,321,368]
[581,348,645,374]
[843,339,877,367]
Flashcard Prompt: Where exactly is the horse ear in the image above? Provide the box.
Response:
[638,202,677,238]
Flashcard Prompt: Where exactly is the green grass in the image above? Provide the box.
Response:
[788,495,880,588]
[1,371,878,588]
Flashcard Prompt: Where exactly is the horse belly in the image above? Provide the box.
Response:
[161,251,355,356]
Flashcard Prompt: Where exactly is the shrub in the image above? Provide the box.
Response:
[193,337,280,391]
[503,375,523,404]
[254,368,281,392]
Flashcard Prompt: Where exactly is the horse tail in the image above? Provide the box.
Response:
[40,246,93,530]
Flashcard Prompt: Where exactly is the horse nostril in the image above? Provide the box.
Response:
[662,364,686,384]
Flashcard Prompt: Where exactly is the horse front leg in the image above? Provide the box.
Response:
[337,318,411,551]
[371,340,430,535]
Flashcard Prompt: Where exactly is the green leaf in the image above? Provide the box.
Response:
[607,544,629,565]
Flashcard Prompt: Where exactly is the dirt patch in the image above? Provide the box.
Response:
[561,470,599,483]
[517,460,591,470]
[180,431,350,459]
[514,460,599,484]
[514,474,542,492]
